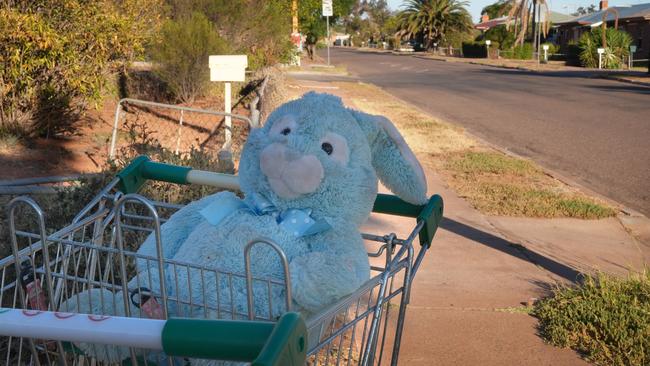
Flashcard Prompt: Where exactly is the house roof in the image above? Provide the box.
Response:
[548,11,573,23]
[475,11,572,30]
[556,2,650,26]
[475,16,511,30]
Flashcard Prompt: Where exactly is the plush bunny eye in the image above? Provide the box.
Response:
[321,142,333,155]
[320,132,349,165]
[269,114,297,138]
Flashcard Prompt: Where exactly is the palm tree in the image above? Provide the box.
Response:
[506,0,550,47]
[396,0,473,50]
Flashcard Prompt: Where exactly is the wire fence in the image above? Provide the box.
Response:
[108,99,253,162]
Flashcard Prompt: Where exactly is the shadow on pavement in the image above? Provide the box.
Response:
[586,84,650,94]
[474,67,650,83]
[440,217,582,283]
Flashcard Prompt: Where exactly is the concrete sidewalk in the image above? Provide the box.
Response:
[287,75,648,365]
[381,170,645,365]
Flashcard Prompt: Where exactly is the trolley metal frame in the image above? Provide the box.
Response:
[0,156,443,365]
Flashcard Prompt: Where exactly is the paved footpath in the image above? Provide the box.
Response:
[288,76,648,365]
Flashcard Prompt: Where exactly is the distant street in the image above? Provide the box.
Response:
[317,48,650,216]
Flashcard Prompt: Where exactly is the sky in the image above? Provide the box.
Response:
[386,0,649,23]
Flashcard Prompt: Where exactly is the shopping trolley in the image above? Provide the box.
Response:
[0,156,443,365]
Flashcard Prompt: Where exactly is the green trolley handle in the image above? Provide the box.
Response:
[163,312,307,365]
[116,156,443,248]
[0,308,307,366]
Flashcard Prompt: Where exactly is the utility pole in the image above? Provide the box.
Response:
[323,0,333,66]
[292,0,298,34]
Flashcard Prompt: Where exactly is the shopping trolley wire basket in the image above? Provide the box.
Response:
[0,155,443,366]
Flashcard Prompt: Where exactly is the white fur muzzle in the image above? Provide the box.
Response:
[260,143,324,199]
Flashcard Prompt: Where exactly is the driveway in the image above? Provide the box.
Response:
[316,48,650,216]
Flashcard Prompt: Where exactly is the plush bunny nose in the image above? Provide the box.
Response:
[260,143,324,199]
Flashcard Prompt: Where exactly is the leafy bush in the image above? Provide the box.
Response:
[166,0,297,70]
[579,28,632,69]
[511,43,533,59]
[534,271,650,366]
[482,24,515,50]
[565,42,582,66]
[539,43,559,59]
[462,42,488,58]
[150,12,230,103]
[0,1,163,137]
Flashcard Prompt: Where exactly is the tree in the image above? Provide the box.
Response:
[0,0,163,137]
[165,0,295,69]
[150,12,230,103]
[481,0,512,19]
[506,0,550,47]
[572,4,597,16]
[395,0,473,50]
[344,0,396,46]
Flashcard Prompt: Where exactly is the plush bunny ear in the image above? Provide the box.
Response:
[350,110,428,205]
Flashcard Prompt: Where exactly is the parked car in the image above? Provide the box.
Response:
[407,40,425,52]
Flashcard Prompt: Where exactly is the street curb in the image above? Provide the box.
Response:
[291,55,650,238]
[284,70,351,77]
[349,81,650,242]
[382,50,650,86]
[598,75,650,87]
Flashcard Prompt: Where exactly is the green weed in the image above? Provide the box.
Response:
[534,271,650,366]
[444,152,615,219]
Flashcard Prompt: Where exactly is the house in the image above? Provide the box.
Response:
[555,1,650,58]
[476,12,571,31]
[475,14,511,31]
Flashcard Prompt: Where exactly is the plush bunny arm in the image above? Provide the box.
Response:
[289,230,370,313]
[136,191,237,271]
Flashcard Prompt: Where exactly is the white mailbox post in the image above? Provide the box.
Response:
[542,44,549,63]
[209,55,248,147]
[597,48,605,69]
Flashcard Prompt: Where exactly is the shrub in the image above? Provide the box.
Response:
[565,42,582,66]
[150,12,230,104]
[483,25,516,50]
[512,42,533,59]
[462,41,488,58]
[539,42,559,59]
[167,0,296,71]
[579,28,632,69]
[0,1,163,137]
[534,271,650,366]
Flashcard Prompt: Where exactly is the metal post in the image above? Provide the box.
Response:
[224,82,232,146]
[326,16,330,66]
[175,110,184,155]
[629,55,631,69]
[599,53,602,69]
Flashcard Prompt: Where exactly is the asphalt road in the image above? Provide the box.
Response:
[317,48,650,216]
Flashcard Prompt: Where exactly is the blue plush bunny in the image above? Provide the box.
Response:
[61,92,427,363]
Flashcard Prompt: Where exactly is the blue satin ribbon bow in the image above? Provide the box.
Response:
[199,193,331,237]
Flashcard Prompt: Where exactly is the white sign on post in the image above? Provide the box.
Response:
[322,0,333,66]
[597,48,605,69]
[322,0,333,16]
[630,45,637,53]
[209,55,248,82]
[209,55,248,149]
